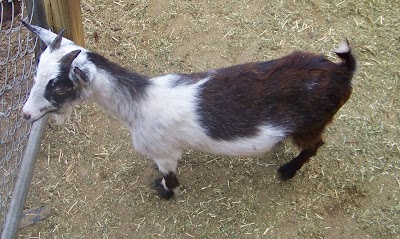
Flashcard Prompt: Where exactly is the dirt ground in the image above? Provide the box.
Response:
[17,0,399,238]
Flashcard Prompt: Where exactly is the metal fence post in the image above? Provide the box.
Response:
[0,115,48,239]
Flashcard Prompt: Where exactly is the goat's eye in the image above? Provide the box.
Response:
[54,86,70,95]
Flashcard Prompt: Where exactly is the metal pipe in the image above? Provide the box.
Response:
[0,115,48,239]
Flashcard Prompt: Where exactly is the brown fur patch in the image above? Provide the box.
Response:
[197,51,354,140]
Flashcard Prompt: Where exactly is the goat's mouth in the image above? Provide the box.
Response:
[24,108,59,124]
[25,112,46,124]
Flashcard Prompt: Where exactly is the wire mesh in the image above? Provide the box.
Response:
[0,0,37,227]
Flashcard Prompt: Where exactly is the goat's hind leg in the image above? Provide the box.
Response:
[153,157,180,199]
[278,132,325,180]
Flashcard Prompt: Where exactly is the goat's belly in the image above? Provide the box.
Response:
[131,123,286,158]
[193,125,287,157]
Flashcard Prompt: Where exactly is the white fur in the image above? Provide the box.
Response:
[160,178,168,191]
[335,39,350,54]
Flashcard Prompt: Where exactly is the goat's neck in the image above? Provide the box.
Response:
[83,52,150,127]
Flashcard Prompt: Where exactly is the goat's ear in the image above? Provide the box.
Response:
[21,21,74,47]
[60,50,81,68]
[73,67,89,86]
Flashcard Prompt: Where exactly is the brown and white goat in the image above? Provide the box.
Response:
[21,22,356,198]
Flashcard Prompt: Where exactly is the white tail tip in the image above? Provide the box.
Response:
[335,39,350,54]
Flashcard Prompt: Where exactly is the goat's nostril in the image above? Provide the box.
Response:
[23,113,31,120]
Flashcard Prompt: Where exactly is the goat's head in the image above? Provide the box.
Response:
[22,22,89,123]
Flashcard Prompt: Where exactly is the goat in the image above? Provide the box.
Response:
[21,22,356,199]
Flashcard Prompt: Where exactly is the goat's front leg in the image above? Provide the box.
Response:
[152,157,180,199]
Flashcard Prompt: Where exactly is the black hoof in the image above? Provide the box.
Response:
[278,164,297,180]
[154,177,174,199]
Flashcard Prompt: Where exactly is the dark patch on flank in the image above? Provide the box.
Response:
[197,51,354,141]
[196,60,277,140]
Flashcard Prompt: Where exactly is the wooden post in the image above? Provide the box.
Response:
[44,0,84,46]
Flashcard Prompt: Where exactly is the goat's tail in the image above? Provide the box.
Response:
[334,39,356,73]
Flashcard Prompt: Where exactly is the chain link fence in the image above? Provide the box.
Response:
[1,0,48,237]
